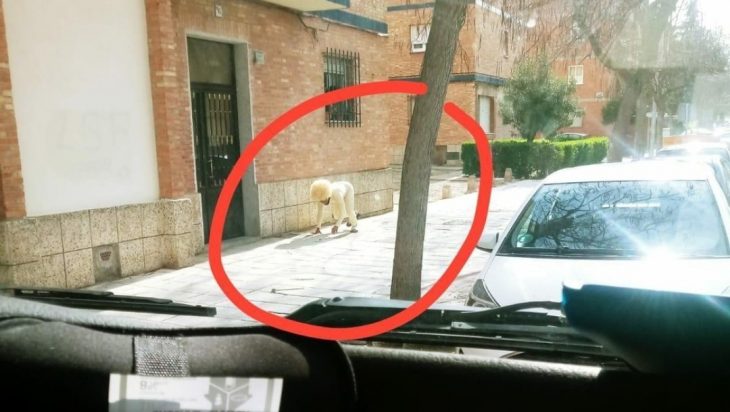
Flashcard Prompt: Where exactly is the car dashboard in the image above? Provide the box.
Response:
[0,295,727,411]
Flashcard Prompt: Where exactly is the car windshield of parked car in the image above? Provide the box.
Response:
[658,147,730,161]
[500,181,730,257]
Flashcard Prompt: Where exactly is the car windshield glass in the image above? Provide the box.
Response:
[4,0,730,366]
[500,180,730,257]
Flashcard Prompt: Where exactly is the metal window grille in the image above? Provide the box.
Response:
[324,48,361,127]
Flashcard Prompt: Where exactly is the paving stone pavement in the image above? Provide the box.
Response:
[89,179,540,327]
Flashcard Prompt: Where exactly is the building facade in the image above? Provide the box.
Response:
[524,0,617,138]
[386,0,523,165]
[553,53,616,137]
[0,0,392,288]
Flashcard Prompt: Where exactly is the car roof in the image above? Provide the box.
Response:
[659,142,728,151]
[663,154,726,165]
[543,160,715,184]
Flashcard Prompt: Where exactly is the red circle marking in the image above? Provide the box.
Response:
[208,80,493,341]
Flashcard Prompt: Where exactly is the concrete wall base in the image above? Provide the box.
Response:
[257,168,394,236]
[0,194,204,289]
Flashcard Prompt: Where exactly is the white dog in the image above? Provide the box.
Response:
[310,179,358,234]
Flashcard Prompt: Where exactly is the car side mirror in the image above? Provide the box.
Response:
[477,231,500,252]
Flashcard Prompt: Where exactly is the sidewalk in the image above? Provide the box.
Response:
[390,165,506,205]
[89,178,540,328]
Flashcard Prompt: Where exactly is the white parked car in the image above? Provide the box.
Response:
[647,155,730,205]
[656,142,730,162]
[467,161,730,308]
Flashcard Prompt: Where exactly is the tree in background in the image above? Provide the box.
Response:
[484,1,656,153]
[499,54,582,141]
[583,0,728,150]
[485,0,730,155]
[651,2,728,136]
[601,99,623,125]
[571,0,680,159]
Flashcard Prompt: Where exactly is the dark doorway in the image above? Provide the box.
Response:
[188,38,245,242]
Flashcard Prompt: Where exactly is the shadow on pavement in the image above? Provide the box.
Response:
[191,236,284,264]
[274,232,353,250]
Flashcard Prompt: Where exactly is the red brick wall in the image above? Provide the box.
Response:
[388,93,409,147]
[568,100,613,136]
[390,82,476,149]
[386,3,523,78]
[386,5,474,78]
[473,5,522,79]
[553,55,616,136]
[172,0,390,184]
[386,4,475,151]
[0,0,25,219]
[439,82,477,145]
[145,0,196,199]
[386,3,518,148]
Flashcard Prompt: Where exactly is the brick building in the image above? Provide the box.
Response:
[386,0,524,165]
[522,0,617,137]
[0,0,392,288]
[553,52,617,137]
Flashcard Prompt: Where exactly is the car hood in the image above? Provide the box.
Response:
[485,255,730,307]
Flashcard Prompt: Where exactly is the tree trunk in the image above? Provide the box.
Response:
[390,0,469,300]
[634,86,650,157]
[576,0,678,162]
[655,107,665,150]
[610,74,641,161]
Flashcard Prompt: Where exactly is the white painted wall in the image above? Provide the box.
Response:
[4,0,159,216]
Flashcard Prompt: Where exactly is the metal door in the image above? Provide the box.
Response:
[191,83,245,242]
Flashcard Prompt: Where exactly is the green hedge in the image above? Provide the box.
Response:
[461,137,609,179]
[461,143,479,177]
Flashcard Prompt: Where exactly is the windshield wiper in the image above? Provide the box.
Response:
[0,288,216,317]
[505,247,634,257]
[557,248,635,257]
[452,300,564,325]
[288,297,611,357]
[288,297,565,327]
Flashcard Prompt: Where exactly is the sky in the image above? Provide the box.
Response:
[697,0,730,34]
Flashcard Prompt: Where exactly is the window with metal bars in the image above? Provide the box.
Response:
[323,48,361,127]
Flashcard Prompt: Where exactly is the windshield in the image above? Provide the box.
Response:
[500,181,729,257]
[3,0,730,365]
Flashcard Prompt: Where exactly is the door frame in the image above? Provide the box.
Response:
[190,81,245,242]
[184,34,261,238]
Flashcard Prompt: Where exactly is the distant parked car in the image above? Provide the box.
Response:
[551,132,588,141]
[467,160,730,308]
[657,142,730,163]
[712,127,730,139]
[713,130,730,149]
